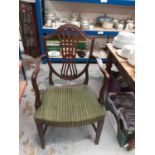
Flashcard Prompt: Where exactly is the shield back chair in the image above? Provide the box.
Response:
[31,24,110,148]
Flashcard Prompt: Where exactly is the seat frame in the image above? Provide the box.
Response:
[31,24,109,148]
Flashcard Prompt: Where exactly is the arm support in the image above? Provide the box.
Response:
[31,55,46,110]
[91,55,110,105]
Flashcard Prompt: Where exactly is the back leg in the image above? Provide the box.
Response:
[95,119,104,144]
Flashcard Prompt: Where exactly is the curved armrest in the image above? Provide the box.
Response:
[91,55,110,105]
[31,55,46,80]
[31,55,46,110]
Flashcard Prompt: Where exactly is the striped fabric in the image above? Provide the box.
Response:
[35,85,106,127]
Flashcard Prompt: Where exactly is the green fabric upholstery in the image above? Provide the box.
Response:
[35,85,106,127]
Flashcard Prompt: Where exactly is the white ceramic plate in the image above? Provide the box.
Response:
[116,49,128,59]
[127,57,135,67]
[118,32,135,41]
[112,40,125,49]
[115,36,135,44]
[48,51,60,57]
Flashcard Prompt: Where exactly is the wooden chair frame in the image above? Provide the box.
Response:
[31,24,110,148]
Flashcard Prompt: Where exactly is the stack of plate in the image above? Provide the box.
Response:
[112,32,135,49]
[116,45,135,59]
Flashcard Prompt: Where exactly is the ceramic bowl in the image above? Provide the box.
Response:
[117,45,135,58]
[96,15,113,26]
[112,37,134,49]
[102,21,114,29]
[112,39,125,49]
[114,36,135,44]
[118,32,135,41]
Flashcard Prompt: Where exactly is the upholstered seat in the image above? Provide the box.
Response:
[35,85,106,127]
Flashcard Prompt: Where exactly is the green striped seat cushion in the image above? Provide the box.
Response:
[35,85,106,127]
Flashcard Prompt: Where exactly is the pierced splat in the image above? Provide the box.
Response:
[43,24,95,83]
[57,28,81,77]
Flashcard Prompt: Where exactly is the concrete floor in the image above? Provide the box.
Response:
[19,55,135,155]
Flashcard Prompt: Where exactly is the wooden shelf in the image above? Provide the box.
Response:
[43,26,134,37]
[43,50,108,63]
[48,50,107,59]
[44,25,134,33]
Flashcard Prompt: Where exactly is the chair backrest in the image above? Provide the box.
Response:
[43,24,95,85]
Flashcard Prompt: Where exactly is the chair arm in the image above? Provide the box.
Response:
[91,55,110,79]
[31,55,46,80]
[91,55,110,105]
[31,55,46,110]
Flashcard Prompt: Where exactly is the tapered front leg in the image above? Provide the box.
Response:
[95,119,104,145]
[36,122,45,149]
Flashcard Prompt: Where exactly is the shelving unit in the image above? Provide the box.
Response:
[43,26,132,36]
[35,0,135,63]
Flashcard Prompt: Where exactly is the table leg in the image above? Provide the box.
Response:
[127,135,135,150]
[106,51,112,74]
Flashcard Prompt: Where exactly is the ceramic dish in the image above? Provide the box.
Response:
[122,45,135,58]
[96,15,113,26]
[127,59,135,67]
[48,51,60,57]
[117,32,135,41]
[114,36,135,44]
[112,39,125,49]
[112,36,135,49]
[116,49,128,58]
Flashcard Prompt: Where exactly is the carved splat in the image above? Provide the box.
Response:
[43,24,95,84]
[57,28,81,77]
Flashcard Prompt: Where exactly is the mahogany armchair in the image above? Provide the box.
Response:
[31,24,109,148]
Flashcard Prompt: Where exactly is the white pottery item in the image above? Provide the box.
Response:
[45,20,52,27]
[102,21,114,29]
[89,25,94,30]
[127,50,135,66]
[118,32,135,41]
[112,39,125,49]
[81,20,89,29]
[48,51,60,57]
[71,20,80,27]
[116,45,135,58]
[117,24,124,30]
